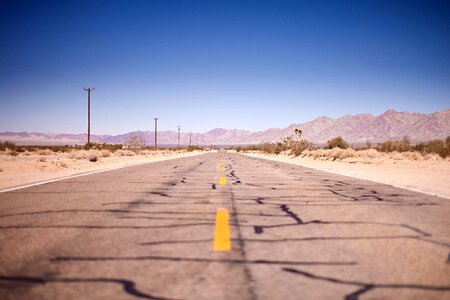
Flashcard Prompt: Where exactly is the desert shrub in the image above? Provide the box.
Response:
[36,149,54,156]
[88,151,100,162]
[413,139,449,158]
[115,149,135,156]
[290,140,314,156]
[401,151,422,161]
[125,134,146,152]
[68,150,86,159]
[424,153,444,161]
[186,146,203,152]
[36,157,47,162]
[0,142,16,151]
[388,151,404,160]
[377,136,411,153]
[325,136,349,149]
[259,142,282,154]
[5,148,18,156]
[101,149,111,157]
[356,149,380,159]
[139,149,154,155]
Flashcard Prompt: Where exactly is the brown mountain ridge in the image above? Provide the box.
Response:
[1,109,449,146]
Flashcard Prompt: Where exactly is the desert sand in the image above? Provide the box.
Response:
[243,151,450,199]
[0,149,208,191]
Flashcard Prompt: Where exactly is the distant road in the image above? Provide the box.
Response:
[0,151,449,300]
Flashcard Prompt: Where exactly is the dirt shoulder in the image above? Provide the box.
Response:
[0,150,209,191]
[241,151,450,199]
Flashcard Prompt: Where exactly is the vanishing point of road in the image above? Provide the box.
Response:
[0,151,449,299]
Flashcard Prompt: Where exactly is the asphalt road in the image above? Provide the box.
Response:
[0,151,449,300]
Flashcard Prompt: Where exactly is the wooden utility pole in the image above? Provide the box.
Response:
[84,87,95,146]
[177,126,181,148]
[189,133,192,147]
[154,117,159,151]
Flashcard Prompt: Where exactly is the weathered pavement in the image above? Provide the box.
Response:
[0,151,449,299]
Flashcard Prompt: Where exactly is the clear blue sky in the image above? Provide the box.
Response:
[1,0,449,134]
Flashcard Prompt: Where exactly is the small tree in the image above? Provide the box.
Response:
[125,134,146,152]
[325,136,349,149]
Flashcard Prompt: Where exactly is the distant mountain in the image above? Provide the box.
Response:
[1,109,449,146]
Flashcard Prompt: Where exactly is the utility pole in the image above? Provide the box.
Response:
[84,87,95,146]
[177,126,181,148]
[189,133,192,147]
[154,117,159,151]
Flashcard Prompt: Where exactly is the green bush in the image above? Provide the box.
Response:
[325,136,349,149]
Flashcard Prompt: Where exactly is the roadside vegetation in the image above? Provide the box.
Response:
[232,130,450,161]
[0,140,209,163]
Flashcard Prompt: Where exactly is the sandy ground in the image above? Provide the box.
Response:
[242,151,450,199]
[0,150,209,191]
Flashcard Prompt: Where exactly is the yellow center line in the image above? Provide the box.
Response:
[213,208,231,251]
[219,166,225,172]
[219,177,227,185]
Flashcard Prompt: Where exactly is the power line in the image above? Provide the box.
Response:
[0,54,86,88]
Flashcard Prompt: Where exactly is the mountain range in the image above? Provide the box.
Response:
[1,109,449,146]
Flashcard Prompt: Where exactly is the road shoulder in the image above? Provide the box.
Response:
[240,152,450,199]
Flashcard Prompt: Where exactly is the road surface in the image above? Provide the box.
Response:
[0,151,449,299]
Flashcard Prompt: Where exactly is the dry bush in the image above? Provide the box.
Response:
[68,149,103,161]
[377,136,412,153]
[387,151,404,160]
[306,149,328,160]
[115,149,136,157]
[87,151,100,162]
[37,149,54,156]
[290,140,314,156]
[356,149,381,159]
[5,148,18,156]
[125,134,146,153]
[424,153,444,161]
[0,142,16,151]
[400,151,423,161]
[139,149,153,156]
[68,150,87,160]
[36,157,47,162]
[325,136,349,149]
[101,149,111,157]
[335,148,357,160]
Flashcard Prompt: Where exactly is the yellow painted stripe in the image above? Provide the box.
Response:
[219,177,227,185]
[219,161,225,165]
[213,208,231,251]
[219,166,225,172]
